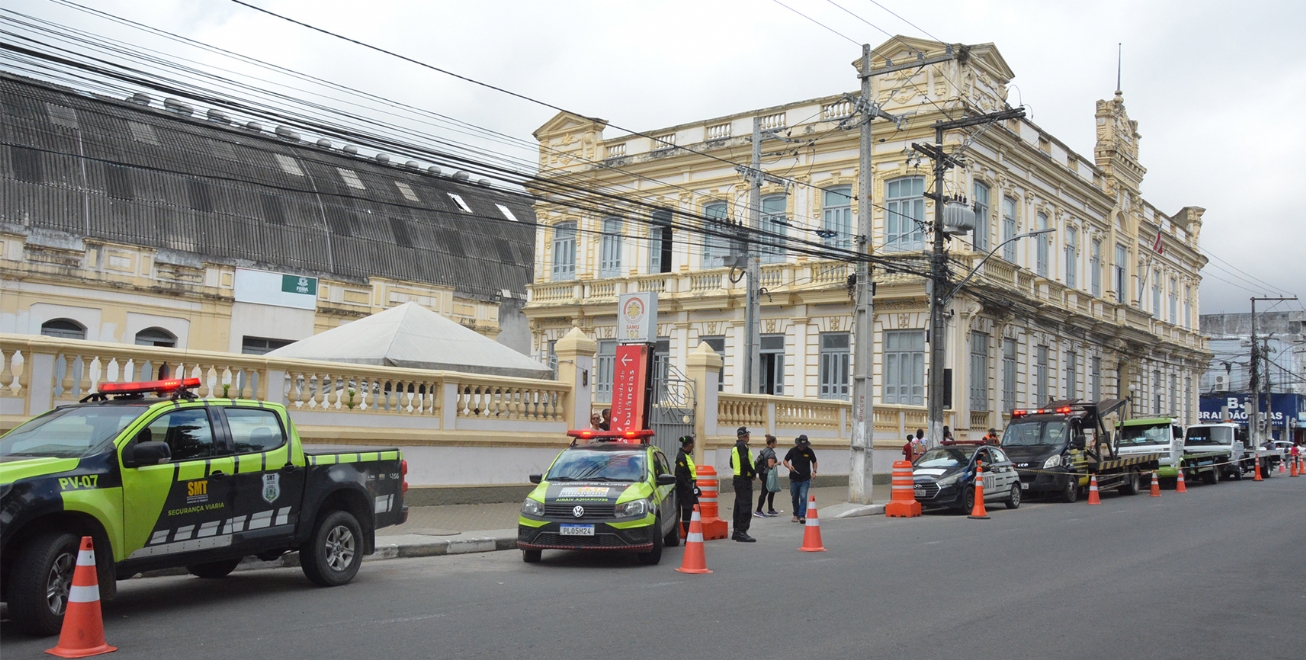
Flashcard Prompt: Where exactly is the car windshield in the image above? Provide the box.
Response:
[547,449,646,482]
[1185,426,1233,446]
[1119,424,1171,446]
[0,405,148,459]
[916,447,976,469]
[1002,420,1068,447]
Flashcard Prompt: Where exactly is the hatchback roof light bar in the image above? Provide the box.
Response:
[98,377,200,395]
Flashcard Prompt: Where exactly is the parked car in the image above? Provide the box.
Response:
[912,444,1021,512]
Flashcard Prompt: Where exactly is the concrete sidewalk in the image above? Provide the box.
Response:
[172,484,892,576]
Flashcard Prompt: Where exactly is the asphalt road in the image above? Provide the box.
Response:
[4,475,1304,659]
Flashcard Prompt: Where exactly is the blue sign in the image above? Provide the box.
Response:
[1199,393,1302,428]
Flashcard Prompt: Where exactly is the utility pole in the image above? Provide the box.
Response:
[913,107,1025,446]
[849,44,901,504]
[1250,296,1297,444]
[744,118,762,394]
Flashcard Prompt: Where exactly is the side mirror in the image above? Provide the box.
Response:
[655,473,676,486]
[1073,435,1086,451]
[528,474,542,484]
[122,441,171,468]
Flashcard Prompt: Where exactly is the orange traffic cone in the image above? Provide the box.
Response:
[967,462,990,519]
[1175,469,1188,493]
[1087,474,1101,505]
[1279,457,1286,474]
[675,505,711,574]
[1254,457,1263,482]
[1149,470,1162,497]
[1293,456,1301,477]
[46,536,116,658]
[799,493,827,552]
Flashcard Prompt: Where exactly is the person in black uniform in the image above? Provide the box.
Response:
[730,427,756,542]
[674,435,699,537]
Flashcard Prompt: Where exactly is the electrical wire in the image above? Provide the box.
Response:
[771,0,860,46]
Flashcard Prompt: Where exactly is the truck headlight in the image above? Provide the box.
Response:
[615,499,648,518]
[1043,454,1062,469]
[521,498,543,516]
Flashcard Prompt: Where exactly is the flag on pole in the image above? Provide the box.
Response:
[1151,227,1164,255]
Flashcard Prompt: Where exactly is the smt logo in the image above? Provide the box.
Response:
[186,480,209,504]
[262,473,281,504]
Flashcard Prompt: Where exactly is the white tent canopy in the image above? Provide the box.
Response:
[266,302,552,379]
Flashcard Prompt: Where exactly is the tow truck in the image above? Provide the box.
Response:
[1116,417,1223,486]
[1003,399,1159,502]
[0,377,407,636]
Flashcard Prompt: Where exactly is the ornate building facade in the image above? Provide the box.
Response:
[525,37,1210,442]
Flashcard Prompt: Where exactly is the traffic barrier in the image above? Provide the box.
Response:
[46,536,117,658]
[694,466,729,541]
[1087,474,1101,505]
[675,505,712,574]
[1150,470,1162,497]
[885,460,922,518]
[967,461,990,519]
[1175,469,1188,493]
[1254,458,1263,482]
[799,493,827,552]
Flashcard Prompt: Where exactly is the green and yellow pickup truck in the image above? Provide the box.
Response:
[0,378,407,636]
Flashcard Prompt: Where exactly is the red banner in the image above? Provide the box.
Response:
[609,344,649,434]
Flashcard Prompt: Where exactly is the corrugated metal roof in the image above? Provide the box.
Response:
[0,74,536,300]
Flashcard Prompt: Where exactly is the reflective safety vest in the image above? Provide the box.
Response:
[685,454,697,480]
[731,444,752,476]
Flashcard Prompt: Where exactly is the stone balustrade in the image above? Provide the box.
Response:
[0,334,570,445]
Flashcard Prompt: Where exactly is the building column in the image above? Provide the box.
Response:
[553,326,597,431]
[686,341,723,465]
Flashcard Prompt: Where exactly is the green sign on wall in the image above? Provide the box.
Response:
[281,274,318,296]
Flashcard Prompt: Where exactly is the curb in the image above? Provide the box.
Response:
[136,530,518,579]
[827,503,886,519]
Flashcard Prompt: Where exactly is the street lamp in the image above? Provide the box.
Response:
[942,228,1056,305]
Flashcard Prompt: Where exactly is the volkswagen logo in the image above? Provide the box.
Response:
[572,506,585,518]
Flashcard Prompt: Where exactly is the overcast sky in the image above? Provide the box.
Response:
[10,0,1306,316]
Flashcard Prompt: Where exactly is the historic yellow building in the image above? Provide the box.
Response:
[525,37,1210,441]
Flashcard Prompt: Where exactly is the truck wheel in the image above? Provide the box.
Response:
[1203,469,1218,486]
[663,510,681,548]
[1005,483,1022,509]
[9,531,81,637]
[300,510,363,587]
[1232,464,1244,481]
[1061,475,1080,503]
[637,517,663,565]
[1262,459,1273,478]
[1120,470,1141,496]
[521,549,542,563]
[187,558,243,579]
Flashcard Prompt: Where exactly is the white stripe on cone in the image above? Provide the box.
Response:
[687,532,704,543]
[68,584,100,604]
[76,550,95,567]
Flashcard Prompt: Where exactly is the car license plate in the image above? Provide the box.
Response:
[913,486,924,495]
[559,524,594,536]
[1020,482,1029,490]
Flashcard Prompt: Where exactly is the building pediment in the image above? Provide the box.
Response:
[864,37,1014,85]
[532,111,607,140]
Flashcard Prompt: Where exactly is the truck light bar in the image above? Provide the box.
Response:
[99,377,200,395]
[565,429,656,442]
[1011,410,1027,418]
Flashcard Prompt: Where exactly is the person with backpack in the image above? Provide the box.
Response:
[783,435,817,523]
[754,435,781,517]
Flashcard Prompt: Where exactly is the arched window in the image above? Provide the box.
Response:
[760,194,788,264]
[551,221,576,281]
[40,318,85,340]
[135,327,177,348]
[885,177,925,251]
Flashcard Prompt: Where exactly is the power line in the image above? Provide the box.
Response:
[863,0,943,43]
[772,0,860,46]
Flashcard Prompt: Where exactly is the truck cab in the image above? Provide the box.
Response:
[1116,418,1184,477]
[1184,422,1249,481]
